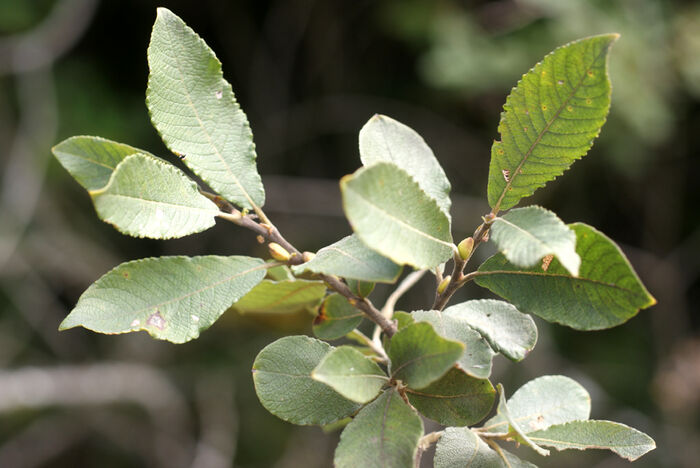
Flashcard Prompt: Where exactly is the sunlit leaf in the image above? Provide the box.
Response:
[52,136,152,191]
[491,384,549,456]
[359,114,452,217]
[488,35,618,212]
[60,256,266,343]
[147,8,264,210]
[490,206,580,276]
[341,162,454,270]
[90,154,219,239]
[443,300,537,361]
[483,375,590,435]
[292,234,401,283]
[528,420,655,461]
[434,427,537,468]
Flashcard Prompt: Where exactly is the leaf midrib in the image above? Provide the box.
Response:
[493,43,611,213]
[345,182,453,250]
[158,17,257,210]
[90,261,267,317]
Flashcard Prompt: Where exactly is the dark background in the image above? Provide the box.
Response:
[0,0,698,466]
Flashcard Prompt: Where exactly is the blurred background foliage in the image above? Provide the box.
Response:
[0,0,698,467]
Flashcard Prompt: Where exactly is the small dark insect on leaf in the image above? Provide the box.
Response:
[174,152,186,159]
[542,254,554,271]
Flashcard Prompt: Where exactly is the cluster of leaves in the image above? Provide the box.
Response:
[53,8,656,467]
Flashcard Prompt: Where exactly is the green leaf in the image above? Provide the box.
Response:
[60,256,266,343]
[265,263,294,281]
[292,234,402,283]
[528,420,656,461]
[313,294,363,340]
[488,35,618,212]
[388,321,464,389]
[491,384,550,456]
[434,427,537,468]
[147,8,264,210]
[52,136,153,191]
[359,114,452,218]
[412,310,496,379]
[232,279,326,314]
[443,300,537,362]
[341,162,454,270]
[475,223,656,330]
[406,367,495,426]
[312,346,388,403]
[90,154,220,239]
[334,389,423,468]
[483,376,591,435]
[393,311,415,331]
[252,336,360,425]
[347,279,375,298]
[490,206,580,276]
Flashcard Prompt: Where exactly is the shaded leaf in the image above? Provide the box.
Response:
[443,300,537,361]
[475,223,656,330]
[60,256,266,343]
[52,136,152,191]
[388,322,464,389]
[334,389,423,468]
[292,234,401,283]
[233,279,326,314]
[312,346,388,403]
[406,367,495,426]
[265,264,294,281]
[347,279,375,298]
[90,154,220,239]
[359,114,452,217]
[147,8,264,210]
[412,310,496,379]
[435,427,537,468]
[490,206,579,276]
[528,420,655,461]
[488,35,618,212]
[313,294,363,340]
[252,336,360,425]
[341,162,454,270]
[483,375,590,435]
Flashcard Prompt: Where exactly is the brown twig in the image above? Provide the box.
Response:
[432,213,495,310]
[209,191,398,337]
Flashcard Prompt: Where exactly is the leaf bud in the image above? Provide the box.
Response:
[302,251,316,263]
[268,242,291,262]
[437,275,451,294]
[457,237,474,260]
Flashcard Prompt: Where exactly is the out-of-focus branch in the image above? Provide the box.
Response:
[0,0,98,75]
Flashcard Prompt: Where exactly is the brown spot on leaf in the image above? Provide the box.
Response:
[542,254,554,271]
[122,271,130,279]
[313,303,328,326]
[147,311,166,330]
[502,169,510,182]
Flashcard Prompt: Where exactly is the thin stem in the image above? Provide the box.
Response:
[432,214,495,310]
[372,270,427,344]
[320,273,397,337]
[414,431,444,468]
[350,329,388,362]
[209,189,398,337]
